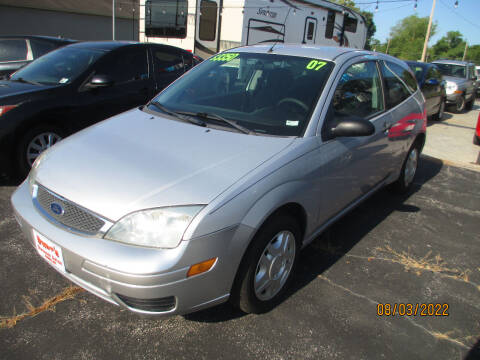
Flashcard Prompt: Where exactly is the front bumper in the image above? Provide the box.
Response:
[445,92,462,104]
[11,181,252,316]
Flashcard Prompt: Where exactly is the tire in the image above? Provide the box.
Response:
[231,214,301,314]
[453,96,466,113]
[474,134,480,146]
[16,124,63,178]
[432,99,445,121]
[391,141,421,194]
[465,93,475,111]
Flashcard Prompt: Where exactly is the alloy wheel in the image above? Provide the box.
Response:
[26,132,62,166]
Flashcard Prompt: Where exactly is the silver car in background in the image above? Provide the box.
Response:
[12,45,426,316]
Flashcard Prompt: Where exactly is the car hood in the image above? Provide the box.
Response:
[442,76,467,85]
[0,80,54,99]
[35,108,294,221]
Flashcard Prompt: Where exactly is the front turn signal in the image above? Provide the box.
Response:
[187,258,217,277]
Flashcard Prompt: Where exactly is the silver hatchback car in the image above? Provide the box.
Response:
[12,45,426,316]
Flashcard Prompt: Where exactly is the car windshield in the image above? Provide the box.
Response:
[10,46,105,85]
[434,63,466,78]
[149,52,334,136]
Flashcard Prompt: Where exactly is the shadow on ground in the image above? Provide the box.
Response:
[186,155,443,322]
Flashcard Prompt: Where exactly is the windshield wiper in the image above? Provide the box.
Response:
[11,77,42,86]
[176,111,253,135]
[148,101,206,127]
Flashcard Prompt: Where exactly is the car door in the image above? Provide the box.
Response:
[423,66,441,115]
[73,45,153,130]
[315,59,391,225]
[149,45,187,92]
[379,60,421,163]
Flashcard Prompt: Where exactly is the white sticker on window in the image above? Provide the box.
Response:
[59,78,69,84]
[286,120,299,126]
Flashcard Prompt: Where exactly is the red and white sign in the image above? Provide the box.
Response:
[33,230,65,273]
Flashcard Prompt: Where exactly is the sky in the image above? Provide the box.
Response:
[356,0,480,46]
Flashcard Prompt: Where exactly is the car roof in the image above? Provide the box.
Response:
[432,59,474,66]
[0,35,76,43]
[66,41,139,51]
[231,43,363,61]
[225,43,407,67]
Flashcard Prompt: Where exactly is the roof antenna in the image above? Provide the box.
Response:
[268,7,292,53]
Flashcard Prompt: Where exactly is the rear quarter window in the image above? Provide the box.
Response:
[0,39,28,62]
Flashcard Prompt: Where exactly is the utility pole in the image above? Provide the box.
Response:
[386,38,391,54]
[421,0,436,62]
[462,42,468,61]
[112,0,116,40]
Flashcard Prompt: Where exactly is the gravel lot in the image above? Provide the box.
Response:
[1,111,479,360]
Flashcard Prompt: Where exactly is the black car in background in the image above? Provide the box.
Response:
[0,41,201,177]
[0,36,76,78]
[406,61,446,120]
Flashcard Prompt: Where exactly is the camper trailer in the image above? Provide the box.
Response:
[140,0,367,58]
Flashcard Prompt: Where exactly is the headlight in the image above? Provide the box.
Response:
[28,152,45,194]
[104,206,204,248]
[445,81,458,95]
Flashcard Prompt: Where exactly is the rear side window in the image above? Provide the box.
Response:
[97,48,148,84]
[30,40,56,58]
[153,49,184,73]
[380,61,414,109]
[0,39,27,61]
[325,11,335,39]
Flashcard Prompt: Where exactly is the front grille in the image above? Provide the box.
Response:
[116,294,176,312]
[35,184,105,235]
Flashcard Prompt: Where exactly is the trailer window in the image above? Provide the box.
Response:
[325,11,335,39]
[344,16,357,33]
[145,0,188,39]
[199,0,218,41]
[307,22,315,40]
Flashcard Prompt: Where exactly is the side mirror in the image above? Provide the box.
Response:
[331,116,375,138]
[86,74,113,89]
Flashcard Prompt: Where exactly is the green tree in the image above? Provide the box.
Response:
[466,44,480,65]
[332,0,377,50]
[386,15,436,60]
[430,31,466,61]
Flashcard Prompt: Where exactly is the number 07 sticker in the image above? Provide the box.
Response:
[306,60,327,71]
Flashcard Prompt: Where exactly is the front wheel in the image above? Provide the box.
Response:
[453,96,466,113]
[17,125,63,178]
[391,143,420,193]
[231,215,301,314]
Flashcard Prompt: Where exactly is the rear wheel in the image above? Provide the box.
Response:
[231,215,301,314]
[17,124,63,178]
[432,99,445,121]
[474,134,480,146]
[391,142,420,193]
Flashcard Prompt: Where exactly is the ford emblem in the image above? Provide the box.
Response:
[50,202,64,216]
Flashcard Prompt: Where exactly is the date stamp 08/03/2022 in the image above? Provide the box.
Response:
[377,303,449,317]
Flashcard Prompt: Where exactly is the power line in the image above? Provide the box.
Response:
[438,0,480,32]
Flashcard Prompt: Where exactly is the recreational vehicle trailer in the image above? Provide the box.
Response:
[140,0,367,58]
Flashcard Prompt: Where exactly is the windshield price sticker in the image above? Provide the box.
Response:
[210,53,239,62]
[306,60,327,71]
